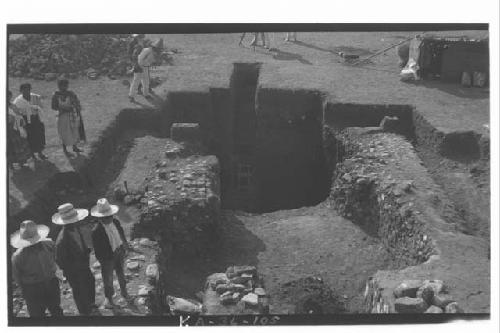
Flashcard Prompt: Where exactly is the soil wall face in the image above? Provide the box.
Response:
[412,109,489,162]
[165,91,214,144]
[324,103,415,139]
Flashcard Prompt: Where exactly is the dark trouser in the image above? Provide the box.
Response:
[101,246,127,299]
[23,115,45,154]
[65,268,96,315]
[21,277,63,317]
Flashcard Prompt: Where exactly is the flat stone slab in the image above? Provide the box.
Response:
[394,297,429,313]
[171,123,201,143]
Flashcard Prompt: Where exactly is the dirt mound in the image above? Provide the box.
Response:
[8,34,132,79]
[8,34,173,80]
[279,276,347,314]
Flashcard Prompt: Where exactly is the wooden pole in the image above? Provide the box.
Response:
[352,33,425,66]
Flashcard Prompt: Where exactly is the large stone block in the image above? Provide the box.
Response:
[393,280,425,298]
[394,297,429,313]
[171,123,201,143]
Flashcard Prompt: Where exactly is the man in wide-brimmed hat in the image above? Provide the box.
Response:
[53,203,97,316]
[11,220,64,317]
[91,198,130,308]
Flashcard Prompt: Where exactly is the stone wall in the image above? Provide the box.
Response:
[329,127,435,267]
[135,140,221,306]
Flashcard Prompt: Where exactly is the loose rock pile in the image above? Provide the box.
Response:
[202,265,269,315]
[9,34,131,79]
[8,34,173,80]
[365,278,463,313]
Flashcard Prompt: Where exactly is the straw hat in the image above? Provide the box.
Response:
[10,220,50,249]
[90,198,119,217]
[52,203,89,225]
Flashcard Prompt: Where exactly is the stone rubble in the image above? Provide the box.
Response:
[8,34,174,79]
[425,305,444,313]
[167,296,202,315]
[364,277,462,314]
[201,265,268,315]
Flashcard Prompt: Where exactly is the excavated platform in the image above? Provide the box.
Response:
[329,127,489,313]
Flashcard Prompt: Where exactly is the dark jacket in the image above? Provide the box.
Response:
[55,225,92,276]
[91,218,127,263]
[12,240,58,286]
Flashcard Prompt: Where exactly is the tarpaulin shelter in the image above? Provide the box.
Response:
[405,36,489,84]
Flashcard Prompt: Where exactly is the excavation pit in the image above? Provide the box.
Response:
[10,61,490,317]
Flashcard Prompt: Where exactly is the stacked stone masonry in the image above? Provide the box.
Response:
[329,127,435,266]
[136,140,221,312]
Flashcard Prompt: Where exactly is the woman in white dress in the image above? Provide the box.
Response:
[51,79,86,155]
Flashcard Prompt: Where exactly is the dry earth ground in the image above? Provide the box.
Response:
[7,30,490,315]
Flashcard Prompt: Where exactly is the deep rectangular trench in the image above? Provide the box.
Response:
[10,62,490,316]
[163,63,335,213]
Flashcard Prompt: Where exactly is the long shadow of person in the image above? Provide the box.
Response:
[294,40,373,57]
[293,40,337,54]
[145,92,166,109]
[272,49,313,65]
[8,159,61,231]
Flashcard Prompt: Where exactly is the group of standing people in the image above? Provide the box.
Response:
[7,80,87,170]
[11,198,130,317]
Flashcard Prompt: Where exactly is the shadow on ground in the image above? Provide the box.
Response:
[294,41,373,57]
[163,211,266,299]
[272,49,312,65]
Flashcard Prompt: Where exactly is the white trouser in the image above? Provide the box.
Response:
[263,33,272,48]
[129,66,150,97]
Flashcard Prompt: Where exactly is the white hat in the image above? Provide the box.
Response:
[91,198,119,217]
[10,220,50,249]
[52,203,89,225]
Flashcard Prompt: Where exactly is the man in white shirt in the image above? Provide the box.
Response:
[128,39,162,102]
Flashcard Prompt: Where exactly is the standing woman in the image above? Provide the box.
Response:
[7,90,32,169]
[13,83,47,160]
[51,79,86,155]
